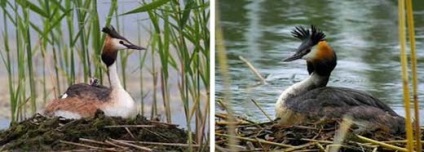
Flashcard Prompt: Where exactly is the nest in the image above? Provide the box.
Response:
[0,111,203,151]
[215,113,423,151]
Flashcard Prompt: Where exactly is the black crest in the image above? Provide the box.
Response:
[102,26,127,40]
[291,25,326,44]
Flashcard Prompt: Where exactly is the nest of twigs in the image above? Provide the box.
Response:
[216,113,424,151]
[0,110,202,151]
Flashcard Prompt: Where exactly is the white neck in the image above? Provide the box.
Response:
[102,61,137,118]
[108,62,123,89]
[277,73,328,103]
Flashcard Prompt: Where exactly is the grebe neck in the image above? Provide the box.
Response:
[107,62,123,89]
[279,72,329,101]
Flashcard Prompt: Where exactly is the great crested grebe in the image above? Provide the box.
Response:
[275,25,405,133]
[44,26,145,119]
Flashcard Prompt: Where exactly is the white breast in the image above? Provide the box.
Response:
[275,73,325,117]
[101,89,137,118]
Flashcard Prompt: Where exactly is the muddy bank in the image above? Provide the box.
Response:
[0,111,205,151]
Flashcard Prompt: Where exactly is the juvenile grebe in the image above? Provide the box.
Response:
[44,26,145,119]
[275,25,405,133]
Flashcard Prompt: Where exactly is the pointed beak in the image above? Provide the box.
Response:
[125,43,146,50]
[283,39,313,62]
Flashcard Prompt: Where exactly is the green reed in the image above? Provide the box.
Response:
[1,0,209,150]
[122,0,210,150]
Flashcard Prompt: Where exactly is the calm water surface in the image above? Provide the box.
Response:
[216,0,424,124]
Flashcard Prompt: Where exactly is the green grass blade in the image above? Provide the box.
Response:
[16,0,48,17]
[120,0,171,15]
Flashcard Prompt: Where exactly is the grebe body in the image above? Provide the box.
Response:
[44,26,145,119]
[276,25,405,133]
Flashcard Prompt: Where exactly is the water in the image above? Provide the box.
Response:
[216,0,424,124]
[0,119,10,130]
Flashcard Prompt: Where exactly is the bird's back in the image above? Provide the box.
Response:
[44,83,113,118]
[62,83,112,102]
[284,86,399,117]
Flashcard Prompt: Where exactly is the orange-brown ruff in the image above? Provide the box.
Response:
[44,26,145,119]
[275,25,405,134]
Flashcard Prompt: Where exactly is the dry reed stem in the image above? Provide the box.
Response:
[355,135,407,152]
[250,99,272,121]
[105,140,128,150]
[284,142,316,152]
[315,142,326,151]
[79,138,109,146]
[372,147,378,152]
[117,139,201,147]
[148,120,179,127]
[59,140,117,151]
[124,127,136,139]
[238,56,267,84]
[215,145,230,152]
[103,125,156,128]
[216,121,251,125]
[383,140,424,144]
[109,139,152,152]
[405,0,421,151]
[216,133,293,148]
[398,0,414,151]
[329,116,353,152]
[216,99,228,111]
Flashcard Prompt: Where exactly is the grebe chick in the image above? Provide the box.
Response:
[275,25,405,134]
[44,26,145,119]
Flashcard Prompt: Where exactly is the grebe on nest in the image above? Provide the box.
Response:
[275,25,405,133]
[44,26,145,119]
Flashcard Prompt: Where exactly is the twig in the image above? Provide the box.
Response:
[216,121,251,126]
[372,147,378,152]
[301,138,334,144]
[216,99,228,111]
[116,139,201,147]
[139,127,168,141]
[383,140,424,144]
[109,139,152,152]
[79,138,109,146]
[215,113,252,125]
[215,145,230,152]
[315,142,326,151]
[105,140,128,150]
[125,127,136,139]
[215,113,234,120]
[354,135,407,152]
[216,133,293,148]
[284,142,315,152]
[59,140,116,151]
[149,121,179,127]
[250,99,272,121]
[104,125,156,128]
[239,56,267,84]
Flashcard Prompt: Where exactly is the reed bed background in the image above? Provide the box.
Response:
[0,0,209,149]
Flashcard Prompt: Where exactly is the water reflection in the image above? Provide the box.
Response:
[216,0,424,123]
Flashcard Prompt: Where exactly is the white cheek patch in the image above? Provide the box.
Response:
[112,39,127,50]
[303,46,318,60]
[61,93,68,99]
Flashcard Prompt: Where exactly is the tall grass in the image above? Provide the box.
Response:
[0,0,209,150]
